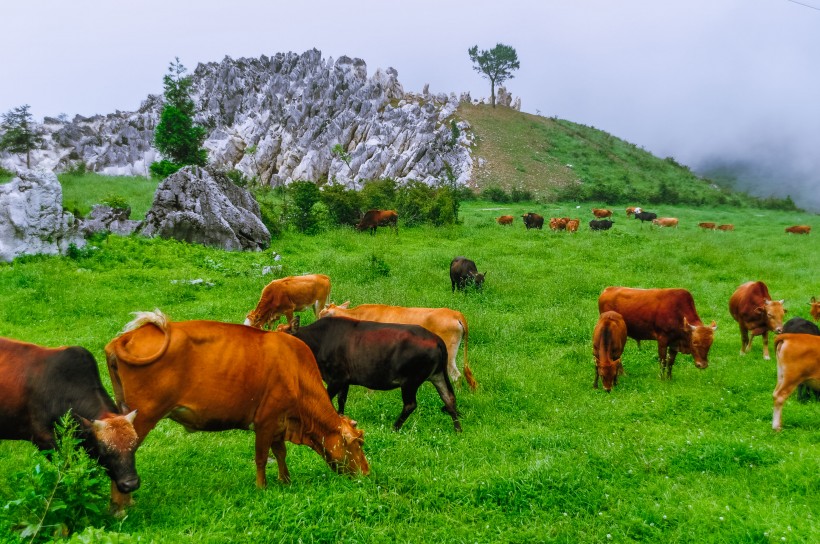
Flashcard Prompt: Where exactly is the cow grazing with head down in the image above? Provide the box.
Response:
[278,316,461,432]
[772,333,820,431]
[319,302,476,390]
[357,209,398,235]
[634,211,657,224]
[598,287,717,379]
[0,338,140,514]
[698,222,717,230]
[592,208,613,219]
[589,219,613,231]
[717,224,734,231]
[450,256,485,292]
[593,311,627,392]
[810,297,820,321]
[783,317,820,403]
[244,274,331,329]
[785,225,811,235]
[729,281,786,360]
[496,215,514,225]
[105,310,369,509]
[522,213,544,230]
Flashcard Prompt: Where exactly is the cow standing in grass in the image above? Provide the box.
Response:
[729,281,786,360]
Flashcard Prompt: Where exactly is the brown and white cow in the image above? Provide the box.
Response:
[717,224,735,231]
[496,215,514,225]
[0,338,140,514]
[592,208,613,219]
[105,310,369,508]
[598,287,717,379]
[698,222,717,230]
[811,297,820,322]
[592,311,627,392]
[772,333,820,431]
[785,225,811,235]
[357,209,398,234]
[245,274,331,329]
[319,302,477,390]
[652,217,679,228]
[626,207,638,217]
[729,281,786,360]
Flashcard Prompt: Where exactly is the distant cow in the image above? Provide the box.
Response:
[496,215,514,225]
[652,217,678,228]
[698,222,717,230]
[717,224,735,231]
[783,317,820,403]
[598,287,717,379]
[626,207,638,217]
[278,316,461,432]
[450,256,485,292]
[357,209,398,234]
[0,337,140,514]
[522,213,544,230]
[589,219,613,231]
[245,274,331,329]
[549,217,568,231]
[319,302,476,389]
[634,211,658,223]
[785,225,811,235]
[772,334,820,431]
[592,208,613,219]
[565,218,580,233]
[592,311,627,392]
[105,310,369,507]
[811,297,820,321]
[729,281,786,360]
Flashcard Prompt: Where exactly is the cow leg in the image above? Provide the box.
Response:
[336,384,351,415]
[666,350,678,379]
[269,440,291,483]
[773,381,798,431]
[593,364,600,389]
[253,427,281,488]
[429,372,462,432]
[394,386,419,431]
[762,331,771,360]
[657,339,669,379]
[739,325,750,355]
[325,382,345,413]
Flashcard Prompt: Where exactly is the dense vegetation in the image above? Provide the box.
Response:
[0,192,817,541]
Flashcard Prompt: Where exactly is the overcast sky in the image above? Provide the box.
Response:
[2,1,819,208]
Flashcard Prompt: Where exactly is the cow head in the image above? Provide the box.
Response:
[757,300,786,333]
[810,296,820,322]
[80,410,140,494]
[596,359,623,392]
[324,416,369,477]
[471,271,486,290]
[319,301,350,318]
[682,318,717,369]
[276,315,300,334]
[244,310,265,329]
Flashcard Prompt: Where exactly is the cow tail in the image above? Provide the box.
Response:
[460,318,478,391]
[111,310,173,366]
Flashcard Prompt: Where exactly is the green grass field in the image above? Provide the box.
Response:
[0,199,818,543]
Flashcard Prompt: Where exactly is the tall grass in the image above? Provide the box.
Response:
[0,200,818,542]
[59,173,158,219]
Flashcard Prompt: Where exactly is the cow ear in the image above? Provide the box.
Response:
[119,402,131,414]
[755,306,765,314]
[710,321,717,330]
[77,415,93,429]
[340,301,351,309]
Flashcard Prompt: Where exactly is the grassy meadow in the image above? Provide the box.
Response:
[0,198,818,543]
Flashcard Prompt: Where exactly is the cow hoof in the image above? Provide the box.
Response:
[764,355,771,361]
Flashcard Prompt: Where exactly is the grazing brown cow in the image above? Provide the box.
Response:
[785,225,811,235]
[811,297,820,321]
[652,217,679,228]
[772,333,820,431]
[522,212,544,229]
[357,209,398,234]
[626,207,638,217]
[592,208,613,218]
[565,218,580,233]
[245,274,331,329]
[717,224,734,231]
[598,287,717,379]
[319,302,477,390]
[105,310,369,508]
[698,222,717,230]
[729,281,786,360]
[1,338,140,514]
[592,311,627,392]
[496,215,514,225]
[549,217,568,231]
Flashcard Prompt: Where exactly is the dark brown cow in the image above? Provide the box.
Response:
[634,211,657,223]
[698,222,717,230]
[496,215,514,225]
[589,219,613,231]
[105,310,369,508]
[244,274,331,329]
[357,209,398,234]
[522,213,544,230]
[785,225,811,235]
[450,256,485,292]
[592,311,627,392]
[592,208,613,218]
[598,287,717,379]
[772,333,820,431]
[0,338,140,514]
[811,297,820,322]
[717,224,735,231]
[729,281,786,360]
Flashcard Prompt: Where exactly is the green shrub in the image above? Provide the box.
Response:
[288,180,322,234]
[321,183,362,226]
[396,181,435,226]
[252,186,283,238]
[481,185,510,203]
[64,161,87,176]
[225,169,253,188]
[509,186,534,202]
[360,178,397,210]
[101,194,129,211]
[149,159,182,179]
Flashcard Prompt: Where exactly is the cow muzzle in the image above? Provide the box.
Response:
[694,359,709,370]
[116,475,141,494]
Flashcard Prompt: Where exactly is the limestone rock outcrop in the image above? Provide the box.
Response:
[80,205,142,237]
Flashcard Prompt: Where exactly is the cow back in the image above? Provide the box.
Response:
[598,287,702,341]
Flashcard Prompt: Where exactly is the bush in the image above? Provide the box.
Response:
[251,186,283,238]
[427,187,459,226]
[481,186,510,203]
[64,161,87,176]
[149,159,182,179]
[101,194,129,211]
[225,169,253,188]
[360,178,397,210]
[396,181,435,226]
[321,183,362,226]
[288,180,322,234]
[509,186,534,202]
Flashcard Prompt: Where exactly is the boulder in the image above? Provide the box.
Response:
[0,169,84,262]
[141,166,270,251]
[80,205,142,237]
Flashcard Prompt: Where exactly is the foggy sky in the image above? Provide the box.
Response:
[2,1,818,210]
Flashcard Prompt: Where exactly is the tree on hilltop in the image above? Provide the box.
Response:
[468,44,520,108]
[151,58,208,178]
[0,104,44,168]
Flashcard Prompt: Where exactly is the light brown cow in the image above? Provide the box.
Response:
[549,217,568,231]
[729,281,786,360]
[717,224,734,231]
[626,207,638,217]
[245,274,331,329]
[105,310,369,508]
[565,219,580,233]
[785,225,811,235]
[496,215,514,225]
[592,208,613,219]
[319,302,477,390]
[592,311,627,392]
[811,297,820,322]
[772,333,820,431]
[698,222,717,230]
[652,217,679,228]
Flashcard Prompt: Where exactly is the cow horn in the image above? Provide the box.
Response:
[125,410,137,424]
[92,419,108,433]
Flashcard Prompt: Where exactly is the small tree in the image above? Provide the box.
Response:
[0,104,44,168]
[467,44,520,108]
[288,180,322,233]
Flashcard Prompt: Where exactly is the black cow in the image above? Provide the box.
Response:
[782,317,820,402]
[589,219,614,231]
[450,256,485,292]
[522,213,544,230]
[0,337,140,512]
[278,316,461,432]
[634,211,658,223]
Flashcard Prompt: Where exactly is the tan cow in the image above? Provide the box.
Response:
[549,217,568,231]
[811,297,820,322]
[496,215,514,225]
[772,333,820,431]
[319,302,477,390]
[652,217,679,228]
[105,310,369,508]
[729,281,786,360]
[565,218,580,233]
[717,224,735,231]
[592,208,613,219]
[698,222,717,230]
[785,225,811,235]
[592,311,627,392]
[245,274,331,329]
